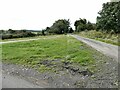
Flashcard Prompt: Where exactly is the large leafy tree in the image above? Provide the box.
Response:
[96,2,120,33]
[74,18,87,32]
[74,18,94,32]
[49,19,70,34]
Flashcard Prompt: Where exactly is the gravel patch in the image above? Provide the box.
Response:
[2,52,118,88]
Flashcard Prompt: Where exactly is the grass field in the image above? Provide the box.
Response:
[2,35,96,72]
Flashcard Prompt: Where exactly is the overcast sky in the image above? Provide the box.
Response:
[0,0,110,30]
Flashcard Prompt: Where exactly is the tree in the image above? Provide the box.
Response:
[49,19,70,34]
[87,21,94,30]
[42,30,45,36]
[21,29,27,33]
[0,30,4,34]
[8,29,15,34]
[46,27,50,32]
[76,24,85,32]
[74,18,87,31]
[74,18,94,32]
[96,2,120,33]
[74,20,80,31]
[68,27,74,33]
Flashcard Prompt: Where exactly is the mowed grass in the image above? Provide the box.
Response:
[2,35,95,71]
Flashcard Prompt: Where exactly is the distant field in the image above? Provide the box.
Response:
[2,35,96,72]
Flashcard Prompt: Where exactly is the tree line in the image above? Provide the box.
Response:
[0,29,36,39]
[42,19,74,35]
[42,2,119,34]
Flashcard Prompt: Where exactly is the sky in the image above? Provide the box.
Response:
[0,0,110,30]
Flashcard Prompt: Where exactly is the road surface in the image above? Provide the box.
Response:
[1,62,42,88]
[70,34,119,62]
[2,73,42,88]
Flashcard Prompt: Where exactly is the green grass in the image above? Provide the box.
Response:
[2,35,95,72]
[78,30,119,46]
[95,38,120,46]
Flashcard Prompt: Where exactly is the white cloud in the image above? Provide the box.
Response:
[0,0,110,30]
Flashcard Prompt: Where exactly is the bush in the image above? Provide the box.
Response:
[1,32,36,40]
[80,30,103,39]
[1,34,13,39]
[89,30,103,38]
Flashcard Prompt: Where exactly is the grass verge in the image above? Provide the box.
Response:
[78,30,120,46]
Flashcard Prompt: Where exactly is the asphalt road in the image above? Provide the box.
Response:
[70,34,119,62]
